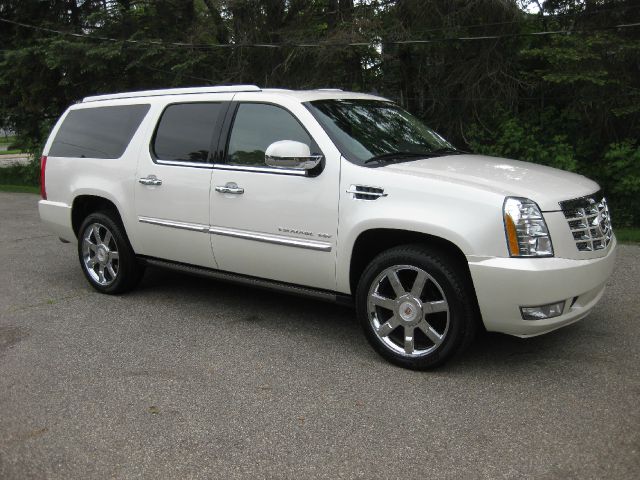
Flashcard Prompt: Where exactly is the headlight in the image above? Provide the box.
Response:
[503,197,553,257]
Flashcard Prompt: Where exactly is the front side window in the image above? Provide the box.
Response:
[226,103,319,167]
[306,99,458,166]
[153,103,223,163]
[49,104,150,159]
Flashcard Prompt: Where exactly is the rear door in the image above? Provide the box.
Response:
[134,97,232,268]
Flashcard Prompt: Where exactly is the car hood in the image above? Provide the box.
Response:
[384,154,599,211]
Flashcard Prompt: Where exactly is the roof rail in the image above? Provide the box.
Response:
[82,85,261,103]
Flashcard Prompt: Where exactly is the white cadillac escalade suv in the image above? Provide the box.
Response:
[38,85,616,369]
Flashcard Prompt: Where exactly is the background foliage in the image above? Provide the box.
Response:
[0,0,638,225]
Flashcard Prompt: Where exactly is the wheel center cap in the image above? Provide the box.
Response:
[399,301,418,322]
[97,245,108,263]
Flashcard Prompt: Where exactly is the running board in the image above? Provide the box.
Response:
[140,257,353,306]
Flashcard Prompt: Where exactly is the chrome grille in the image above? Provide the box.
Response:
[560,191,613,252]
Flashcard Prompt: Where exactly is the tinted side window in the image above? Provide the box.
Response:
[49,104,150,159]
[227,104,317,166]
[153,103,223,163]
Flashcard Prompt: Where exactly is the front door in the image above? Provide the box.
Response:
[134,99,231,268]
[209,97,340,291]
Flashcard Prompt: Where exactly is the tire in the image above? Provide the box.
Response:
[356,244,478,370]
[77,211,145,294]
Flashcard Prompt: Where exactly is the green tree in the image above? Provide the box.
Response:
[0,0,638,224]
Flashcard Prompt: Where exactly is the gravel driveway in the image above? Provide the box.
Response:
[1,192,638,479]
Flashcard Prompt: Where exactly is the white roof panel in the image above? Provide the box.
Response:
[82,85,261,103]
[80,85,390,104]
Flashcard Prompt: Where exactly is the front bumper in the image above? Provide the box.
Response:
[468,237,617,337]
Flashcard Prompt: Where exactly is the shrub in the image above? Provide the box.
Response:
[467,115,578,172]
[598,141,640,228]
[0,158,40,186]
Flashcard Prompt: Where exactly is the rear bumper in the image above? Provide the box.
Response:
[468,238,616,337]
[38,200,75,243]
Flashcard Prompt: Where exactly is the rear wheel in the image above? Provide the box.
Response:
[356,245,477,369]
[77,211,144,294]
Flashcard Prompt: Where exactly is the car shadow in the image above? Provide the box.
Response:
[136,267,600,373]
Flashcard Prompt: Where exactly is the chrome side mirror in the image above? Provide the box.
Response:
[265,140,323,170]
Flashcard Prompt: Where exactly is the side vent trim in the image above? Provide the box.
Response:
[346,185,387,201]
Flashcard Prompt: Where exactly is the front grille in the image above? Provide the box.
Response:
[560,191,613,252]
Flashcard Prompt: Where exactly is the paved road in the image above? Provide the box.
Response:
[0,154,31,167]
[1,192,639,479]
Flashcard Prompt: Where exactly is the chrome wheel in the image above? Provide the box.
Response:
[367,265,450,357]
[81,222,119,286]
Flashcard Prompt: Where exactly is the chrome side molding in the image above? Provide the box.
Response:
[155,159,214,169]
[208,226,332,252]
[137,216,332,252]
[212,163,306,176]
[139,216,209,232]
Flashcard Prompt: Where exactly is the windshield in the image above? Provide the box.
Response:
[305,99,457,166]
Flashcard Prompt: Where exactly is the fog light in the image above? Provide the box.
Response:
[520,301,565,320]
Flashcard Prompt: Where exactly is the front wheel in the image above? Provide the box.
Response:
[77,211,144,294]
[356,245,478,369]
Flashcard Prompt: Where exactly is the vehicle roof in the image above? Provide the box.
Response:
[81,85,390,104]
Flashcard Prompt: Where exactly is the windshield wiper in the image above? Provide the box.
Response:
[364,151,433,164]
[429,147,467,155]
[364,148,465,165]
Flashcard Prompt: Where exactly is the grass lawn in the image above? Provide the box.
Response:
[615,228,640,244]
[0,136,27,154]
[0,149,26,155]
[0,184,39,194]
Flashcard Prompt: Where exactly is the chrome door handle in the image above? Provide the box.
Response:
[138,175,162,186]
[215,182,244,195]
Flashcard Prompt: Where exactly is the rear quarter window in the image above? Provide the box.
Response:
[49,104,150,159]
